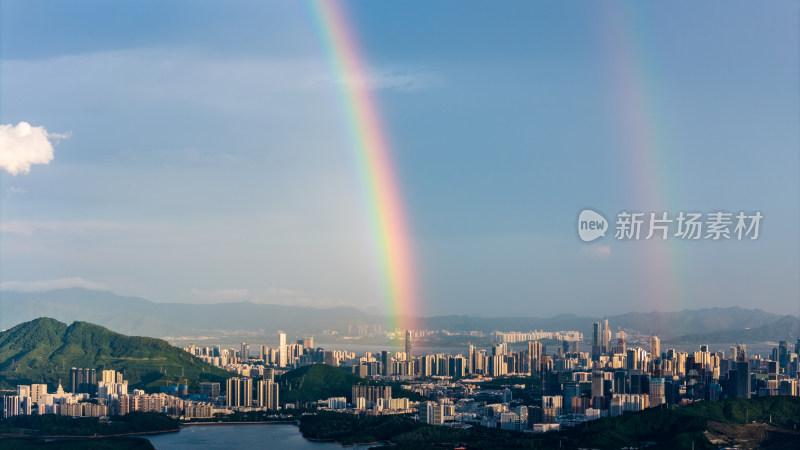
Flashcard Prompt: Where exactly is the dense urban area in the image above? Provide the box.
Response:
[2,317,798,441]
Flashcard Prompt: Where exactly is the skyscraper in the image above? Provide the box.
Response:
[226,377,253,407]
[778,340,788,374]
[405,330,412,360]
[733,360,751,399]
[278,332,287,367]
[731,345,750,399]
[602,318,611,354]
[70,368,96,394]
[528,341,543,374]
[257,379,279,410]
[591,370,604,400]
[381,350,393,376]
[650,336,660,361]
[649,378,665,407]
[592,322,601,361]
[467,345,475,374]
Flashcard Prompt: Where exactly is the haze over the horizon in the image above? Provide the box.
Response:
[1,1,798,318]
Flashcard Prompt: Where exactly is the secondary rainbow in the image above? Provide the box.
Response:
[308,1,418,333]
[601,3,681,312]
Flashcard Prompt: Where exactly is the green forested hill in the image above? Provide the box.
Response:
[299,397,800,449]
[278,363,426,405]
[279,363,363,404]
[0,317,231,391]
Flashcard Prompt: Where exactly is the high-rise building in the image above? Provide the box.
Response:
[199,382,220,399]
[70,368,97,394]
[101,370,123,384]
[449,356,466,377]
[323,351,338,366]
[737,344,747,360]
[489,354,507,377]
[528,341,543,374]
[591,371,604,399]
[731,362,750,399]
[592,322,601,361]
[405,330,413,360]
[30,384,47,405]
[241,342,250,361]
[650,336,660,361]
[649,378,665,407]
[420,401,443,425]
[2,396,20,418]
[226,377,253,408]
[731,348,751,399]
[352,385,391,404]
[602,319,611,354]
[257,379,279,410]
[592,322,600,346]
[381,350,393,376]
[260,345,271,364]
[778,340,789,374]
[278,332,287,367]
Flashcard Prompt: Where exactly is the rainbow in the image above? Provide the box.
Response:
[308,1,417,333]
[600,4,680,312]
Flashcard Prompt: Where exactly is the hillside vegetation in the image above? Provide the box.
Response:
[300,396,800,449]
[0,317,231,391]
[278,364,425,405]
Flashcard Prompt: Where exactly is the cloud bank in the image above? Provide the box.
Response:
[0,277,109,293]
[580,245,612,258]
[0,122,68,175]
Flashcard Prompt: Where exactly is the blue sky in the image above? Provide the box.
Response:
[1,0,797,317]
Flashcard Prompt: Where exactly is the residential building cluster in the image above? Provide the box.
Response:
[1,368,215,420]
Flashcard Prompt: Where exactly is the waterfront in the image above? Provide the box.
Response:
[141,424,375,450]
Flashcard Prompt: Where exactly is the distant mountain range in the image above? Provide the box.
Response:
[0,288,796,343]
[0,288,376,337]
[0,317,231,391]
[666,315,800,345]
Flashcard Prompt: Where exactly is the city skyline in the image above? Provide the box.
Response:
[2,314,798,436]
[1,1,798,319]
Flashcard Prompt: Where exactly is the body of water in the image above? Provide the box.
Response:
[141,424,374,450]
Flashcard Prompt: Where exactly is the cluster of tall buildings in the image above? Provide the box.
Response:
[591,319,613,361]
[185,332,316,369]
[350,337,554,380]
[1,369,213,419]
[225,376,279,410]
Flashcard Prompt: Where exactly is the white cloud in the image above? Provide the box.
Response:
[0,277,109,292]
[0,220,126,236]
[250,288,357,308]
[4,186,26,195]
[323,67,441,91]
[0,221,35,236]
[580,245,612,258]
[185,286,357,308]
[0,122,69,175]
[188,288,251,303]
